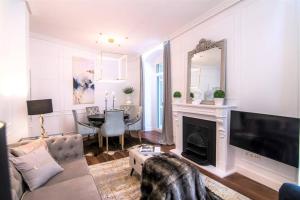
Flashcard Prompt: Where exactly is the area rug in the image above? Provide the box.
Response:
[88,157,250,200]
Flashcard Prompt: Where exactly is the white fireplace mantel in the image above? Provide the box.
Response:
[171,103,236,177]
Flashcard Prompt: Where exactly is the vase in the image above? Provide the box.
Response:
[125,94,133,105]
[214,98,224,106]
[173,98,181,104]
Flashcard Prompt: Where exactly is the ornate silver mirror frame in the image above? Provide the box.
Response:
[186,38,227,104]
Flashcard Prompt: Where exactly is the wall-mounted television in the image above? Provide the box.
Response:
[230,111,299,168]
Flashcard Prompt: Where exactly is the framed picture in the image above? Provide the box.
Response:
[72,57,95,104]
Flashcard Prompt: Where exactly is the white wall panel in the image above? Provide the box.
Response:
[170,0,299,190]
[0,0,29,143]
[29,36,140,136]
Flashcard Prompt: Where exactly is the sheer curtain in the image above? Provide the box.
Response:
[160,41,174,145]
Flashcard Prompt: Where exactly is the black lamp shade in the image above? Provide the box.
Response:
[27,99,53,115]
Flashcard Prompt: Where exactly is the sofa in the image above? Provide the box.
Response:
[279,183,300,200]
[9,135,101,200]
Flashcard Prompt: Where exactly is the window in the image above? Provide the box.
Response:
[156,64,163,129]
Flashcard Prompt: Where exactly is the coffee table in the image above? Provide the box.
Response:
[128,145,161,176]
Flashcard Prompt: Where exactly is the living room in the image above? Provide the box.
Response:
[1,0,300,200]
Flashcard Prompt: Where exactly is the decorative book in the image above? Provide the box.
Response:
[139,145,161,154]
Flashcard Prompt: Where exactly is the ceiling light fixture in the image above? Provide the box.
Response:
[95,33,128,82]
[97,33,128,47]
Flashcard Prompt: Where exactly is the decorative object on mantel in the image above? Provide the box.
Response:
[123,86,134,105]
[187,38,226,105]
[190,92,194,99]
[173,91,182,103]
[214,90,225,105]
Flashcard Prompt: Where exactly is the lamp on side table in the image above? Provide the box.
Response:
[27,99,53,138]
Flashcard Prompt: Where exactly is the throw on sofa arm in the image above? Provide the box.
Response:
[45,135,84,162]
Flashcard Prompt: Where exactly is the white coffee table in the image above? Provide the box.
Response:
[128,145,160,176]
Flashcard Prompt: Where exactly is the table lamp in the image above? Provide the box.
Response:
[27,99,53,138]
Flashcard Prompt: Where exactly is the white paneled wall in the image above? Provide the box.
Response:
[0,0,29,143]
[29,36,140,136]
[170,0,299,190]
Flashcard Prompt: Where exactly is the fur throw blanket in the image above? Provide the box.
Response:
[140,153,222,200]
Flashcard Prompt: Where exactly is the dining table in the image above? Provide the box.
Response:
[87,113,130,124]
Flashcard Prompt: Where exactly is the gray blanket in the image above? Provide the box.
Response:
[140,153,222,200]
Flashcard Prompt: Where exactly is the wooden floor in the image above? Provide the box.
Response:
[84,131,278,200]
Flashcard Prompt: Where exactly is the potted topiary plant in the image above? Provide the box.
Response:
[190,92,194,99]
[213,90,225,105]
[123,86,134,105]
[173,91,182,103]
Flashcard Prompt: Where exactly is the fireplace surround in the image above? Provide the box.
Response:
[172,103,235,177]
[182,117,216,166]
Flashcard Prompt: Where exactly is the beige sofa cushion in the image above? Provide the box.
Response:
[10,146,63,191]
[22,175,101,200]
[10,139,48,157]
[44,158,90,186]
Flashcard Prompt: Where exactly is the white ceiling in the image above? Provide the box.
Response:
[28,0,224,56]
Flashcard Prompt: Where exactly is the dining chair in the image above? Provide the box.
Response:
[100,110,125,152]
[86,106,103,128]
[86,106,100,116]
[120,105,136,123]
[72,110,98,136]
[125,106,143,142]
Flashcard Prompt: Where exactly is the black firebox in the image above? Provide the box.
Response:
[182,117,216,166]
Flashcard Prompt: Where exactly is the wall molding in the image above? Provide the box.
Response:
[169,0,241,41]
[30,32,98,54]
[30,33,139,61]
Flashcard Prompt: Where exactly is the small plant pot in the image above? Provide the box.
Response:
[173,98,181,104]
[214,98,224,106]
[125,94,133,105]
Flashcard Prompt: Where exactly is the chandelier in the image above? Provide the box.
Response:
[95,33,128,82]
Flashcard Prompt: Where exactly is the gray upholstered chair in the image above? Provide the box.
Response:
[120,105,134,116]
[86,106,100,116]
[124,106,143,142]
[100,110,125,152]
[72,110,98,136]
[86,106,103,127]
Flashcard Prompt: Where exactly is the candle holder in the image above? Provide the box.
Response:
[112,97,116,110]
[111,91,116,110]
[105,90,109,111]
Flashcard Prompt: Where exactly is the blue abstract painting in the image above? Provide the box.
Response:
[72,57,95,104]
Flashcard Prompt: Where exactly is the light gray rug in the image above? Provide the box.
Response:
[89,157,249,200]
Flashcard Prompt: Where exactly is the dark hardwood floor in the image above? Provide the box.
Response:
[84,131,278,200]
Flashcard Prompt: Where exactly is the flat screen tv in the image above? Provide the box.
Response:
[0,122,12,200]
[230,111,299,168]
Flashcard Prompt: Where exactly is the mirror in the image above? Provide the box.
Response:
[187,39,226,104]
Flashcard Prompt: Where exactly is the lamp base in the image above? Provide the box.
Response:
[39,115,48,139]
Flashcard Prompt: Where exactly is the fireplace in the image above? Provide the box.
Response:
[182,116,216,166]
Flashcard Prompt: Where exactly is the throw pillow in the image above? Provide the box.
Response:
[9,146,63,191]
[10,139,48,157]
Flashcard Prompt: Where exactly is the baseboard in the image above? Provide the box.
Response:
[236,164,296,191]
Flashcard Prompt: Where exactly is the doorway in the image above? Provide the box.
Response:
[156,63,164,129]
